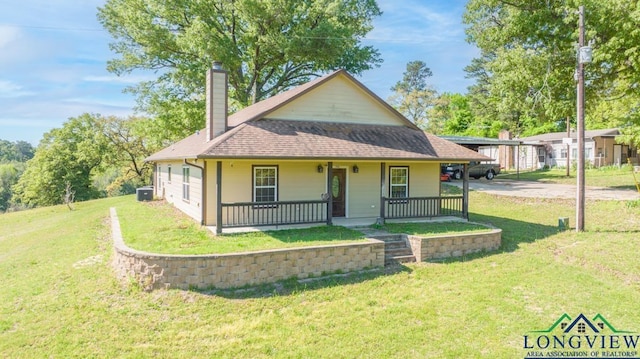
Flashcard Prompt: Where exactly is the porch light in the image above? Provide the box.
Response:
[352,165,359,173]
[317,164,324,173]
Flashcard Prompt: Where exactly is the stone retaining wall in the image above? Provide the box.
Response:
[110,208,385,290]
[407,228,502,261]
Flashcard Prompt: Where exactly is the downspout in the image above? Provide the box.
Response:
[183,159,206,225]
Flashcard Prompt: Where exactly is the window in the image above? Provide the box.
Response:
[182,166,190,201]
[577,323,586,333]
[389,167,408,198]
[585,147,593,159]
[560,148,567,159]
[253,166,278,202]
[570,148,593,159]
[537,147,545,163]
[168,165,172,183]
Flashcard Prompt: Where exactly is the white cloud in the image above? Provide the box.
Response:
[367,0,464,45]
[83,74,155,85]
[0,25,21,49]
[0,80,35,98]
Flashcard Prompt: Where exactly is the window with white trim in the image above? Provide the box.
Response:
[253,166,278,202]
[168,165,172,183]
[182,166,190,201]
[389,167,408,198]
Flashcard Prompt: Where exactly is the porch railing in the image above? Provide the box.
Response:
[221,200,329,228]
[382,196,464,219]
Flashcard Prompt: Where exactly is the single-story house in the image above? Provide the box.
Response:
[146,64,489,233]
[516,129,638,169]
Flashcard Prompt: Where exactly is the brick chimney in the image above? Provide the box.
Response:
[205,61,228,141]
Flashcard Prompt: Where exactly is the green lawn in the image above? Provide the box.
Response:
[500,165,639,189]
[117,200,366,254]
[380,221,491,236]
[1,193,639,357]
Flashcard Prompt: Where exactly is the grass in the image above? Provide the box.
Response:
[380,221,492,236]
[116,199,366,254]
[1,193,640,357]
[500,164,639,189]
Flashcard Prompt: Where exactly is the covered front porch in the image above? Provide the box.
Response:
[212,161,470,234]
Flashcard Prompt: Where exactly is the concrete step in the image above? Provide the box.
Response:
[369,234,405,242]
[384,240,409,250]
[385,247,413,256]
[385,254,416,265]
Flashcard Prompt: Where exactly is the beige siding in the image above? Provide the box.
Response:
[267,75,406,126]
[342,162,380,218]
[406,162,440,197]
[172,159,441,226]
[217,161,327,203]
[278,162,326,201]
[204,160,218,225]
[155,160,203,223]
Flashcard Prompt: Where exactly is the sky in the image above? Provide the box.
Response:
[0,0,478,145]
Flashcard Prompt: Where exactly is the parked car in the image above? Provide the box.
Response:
[442,161,501,180]
[440,172,451,182]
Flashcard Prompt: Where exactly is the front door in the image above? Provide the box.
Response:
[331,169,346,217]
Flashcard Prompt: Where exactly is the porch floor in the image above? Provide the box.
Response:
[208,216,466,235]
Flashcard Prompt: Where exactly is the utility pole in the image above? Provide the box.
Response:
[576,5,590,232]
[566,116,571,177]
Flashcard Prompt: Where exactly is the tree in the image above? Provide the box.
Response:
[0,140,34,163]
[12,114,109,207]
[98,0,382,140]
[388,61,438,129]
[96,116,157,196]
[0,163,24,212]
[463,0,640,139]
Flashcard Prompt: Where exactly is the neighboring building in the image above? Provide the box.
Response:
[146,65,488,233]
[438,133,522,169]
[517,129,638,170]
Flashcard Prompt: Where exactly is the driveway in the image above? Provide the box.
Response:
[449,179,640,200]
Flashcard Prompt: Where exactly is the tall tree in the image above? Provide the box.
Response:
[463,0,640,139]
[98,0,382,140]
[12,114,109,207]
[97,116,157,196]
[0,140,34,163]
[388,60,438,129]
[0,163,24,212]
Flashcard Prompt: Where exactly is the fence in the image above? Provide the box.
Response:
[382,196,464,219]
[221,200,329,228]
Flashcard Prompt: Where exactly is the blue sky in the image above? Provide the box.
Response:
[0,0,478,145]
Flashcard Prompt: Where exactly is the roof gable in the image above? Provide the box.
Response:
[266,72,409,127]
[227,70,416,129]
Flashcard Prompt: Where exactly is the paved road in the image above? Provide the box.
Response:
[449,179,640,200]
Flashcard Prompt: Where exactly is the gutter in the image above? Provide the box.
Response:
[183,159,206,226]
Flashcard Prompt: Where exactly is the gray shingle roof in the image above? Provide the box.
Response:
[146,119,488,162]
[519,128,620,142]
